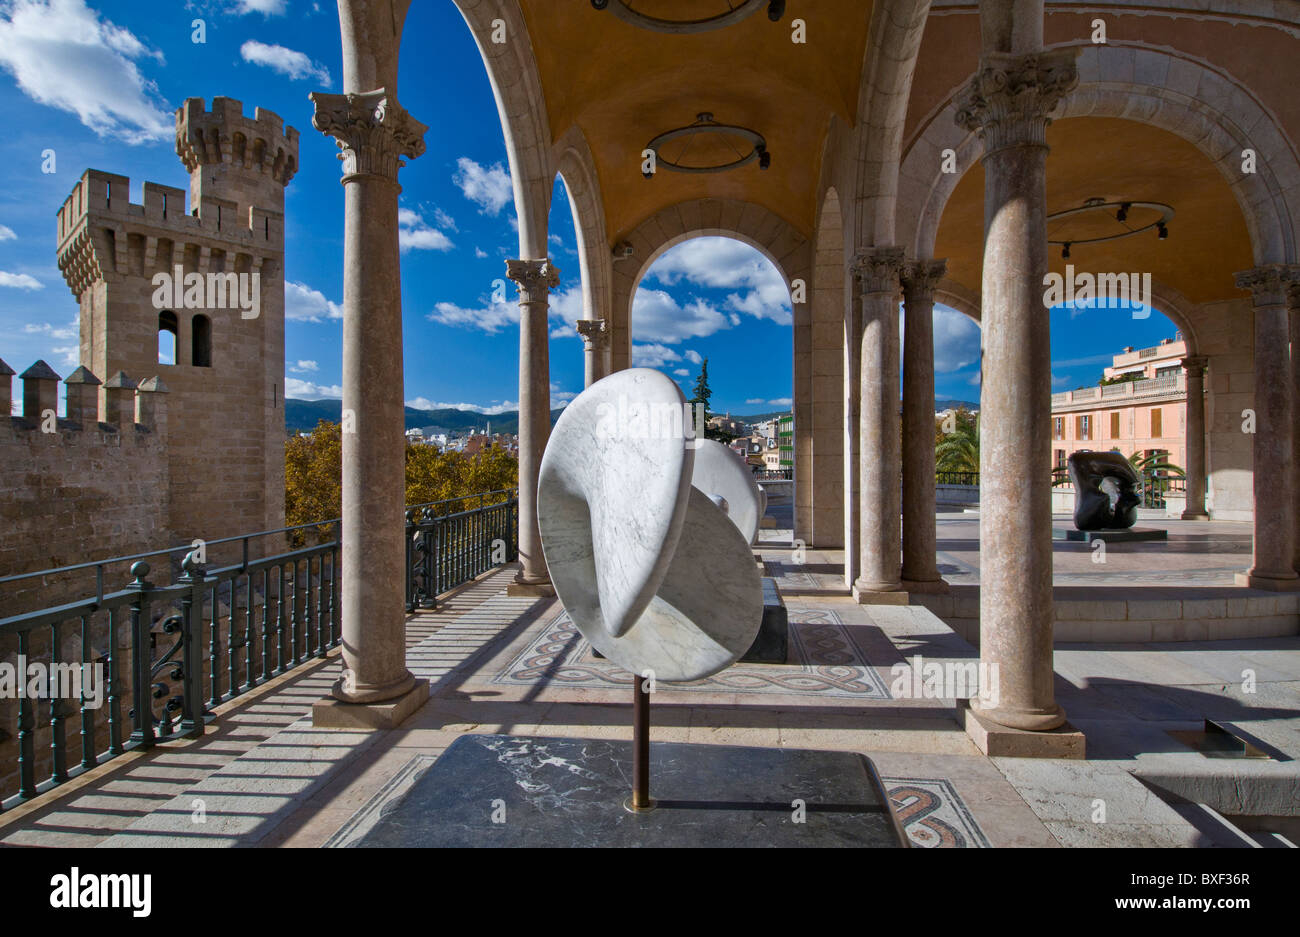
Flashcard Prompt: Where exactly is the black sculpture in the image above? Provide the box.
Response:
[1068,451,1142,531]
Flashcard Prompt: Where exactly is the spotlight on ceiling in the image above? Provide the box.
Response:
[768,0,786,21]
[1157,222,1169,240]
[1116,202,1131,223]
[1062,242,1071,259]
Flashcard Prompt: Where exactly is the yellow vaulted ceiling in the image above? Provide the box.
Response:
[518,0,874,242]
[936,117,1253,304]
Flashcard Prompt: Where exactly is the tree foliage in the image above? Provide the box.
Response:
[285,420,519,543]
[934,406,980,474]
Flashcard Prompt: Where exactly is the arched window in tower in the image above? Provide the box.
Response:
[158,310,178,365]
[192,313,212,367]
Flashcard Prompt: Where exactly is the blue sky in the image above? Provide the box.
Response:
[0,0,1180,417]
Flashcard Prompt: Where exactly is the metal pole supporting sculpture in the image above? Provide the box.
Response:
[537,369,763,810]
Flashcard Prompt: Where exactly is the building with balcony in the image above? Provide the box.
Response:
[1050,336,1190,476]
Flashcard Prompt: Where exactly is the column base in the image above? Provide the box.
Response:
[901,576,949,594]
[1180,510,1210,520]
[852,580,909,605]
[1235,570,1300,591]
[959,700,1085,759]
[313,678,429,730]
[507,576,556,597]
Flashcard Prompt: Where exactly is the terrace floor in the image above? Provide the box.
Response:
[1,510,1296,848]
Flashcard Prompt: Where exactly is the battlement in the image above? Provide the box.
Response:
[176,97,299,188]
[56,169,285,298]
[0,357,168,435]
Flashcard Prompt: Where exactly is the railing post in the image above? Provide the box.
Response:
[177,552,207,738]
[127,561,155,749]
[405,509,416,613]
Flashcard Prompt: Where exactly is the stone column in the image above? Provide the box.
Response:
[508,258,560,596]
[1233,265,1299,589]
[1291,284,1300,576]
[576,317,609,388]
[843,282,861,590]
[955,49,1077,731]
[1180,355,1209,520]
[852,247,904,600]
[311,89,429,715]
[901,259,948,592]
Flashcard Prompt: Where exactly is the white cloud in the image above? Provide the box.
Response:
[53,345,78,367]
[233,0,287,14]
[428,296,516,333]
[550,382,576,409]
[0,271,42,290]
[434,208,457,232]
[398,207,454,252]
[239,40,330,84]
[290,360,318,373]
[683,349,702,364]
[285,378,342,399]
[453,157,512,215]
[745,398,765,405]
[631,289,731,344]
[474,247,488,259]
[645,237,791,325]
[285,281,342,322]
[547,285,584,338]
[631,343,682,368]
[0,0,171,143]
[932,306,982,373]
[0,224,15,241]
[673,368,689,377]
[767,398,792,407]
[23,319,75,338]
[406,396,518,415]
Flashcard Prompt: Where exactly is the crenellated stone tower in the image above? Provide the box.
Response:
[55,97,298,544]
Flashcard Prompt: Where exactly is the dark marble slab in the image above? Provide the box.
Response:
[742,576,789,663]
[1053,527,1169,542]
[354,734,908,848]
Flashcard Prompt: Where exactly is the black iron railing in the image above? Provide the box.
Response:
[936,471,980,486]
[0,489,517,811]
[753,469,793,481]
[405,490,518,611]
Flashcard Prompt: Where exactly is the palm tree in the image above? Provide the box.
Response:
[936,417,979,474]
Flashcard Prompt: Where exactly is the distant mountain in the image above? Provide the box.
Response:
[285,399,564,435]
[935,399,979,411]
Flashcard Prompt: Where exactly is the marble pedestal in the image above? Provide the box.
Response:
[959,700,1086,759]
[351,733,908,848]
[1052,527,1168,543]
[312,678,429,730]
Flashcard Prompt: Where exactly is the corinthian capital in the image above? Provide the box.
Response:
[506,259,561,304]
[575,317,608,347]
[1235,264,1300,306]
[901,258,948,303]
[955,49,1079,153]
[310,89,427,181]
[851,246,905,296]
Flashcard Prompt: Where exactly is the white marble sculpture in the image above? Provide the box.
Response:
[537,369,763,682]
[691,438,764,545]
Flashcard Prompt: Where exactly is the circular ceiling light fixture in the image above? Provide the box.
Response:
[1048,197,1174,259]
[591,0,785,34]
[644,113,770,177]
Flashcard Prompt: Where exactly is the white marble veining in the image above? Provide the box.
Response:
[538,369,762,682]
[691,438,763,545]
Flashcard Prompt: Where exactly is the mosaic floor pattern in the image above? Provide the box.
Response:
[490,607,891,699]
[325,754,990,848]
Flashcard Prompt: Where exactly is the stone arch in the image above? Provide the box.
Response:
[451,0,554,258]
[610,199,814,540]
[851,0,934,248]
[931,276,1201,355]
[553,124,613,373]
[898,42,1300,267]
